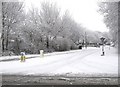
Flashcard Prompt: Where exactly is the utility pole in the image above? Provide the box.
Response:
[85,32,87,49]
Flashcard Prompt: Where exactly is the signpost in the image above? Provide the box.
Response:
[100,37,105,56]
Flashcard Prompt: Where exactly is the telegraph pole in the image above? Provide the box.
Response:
[85,32,87,49]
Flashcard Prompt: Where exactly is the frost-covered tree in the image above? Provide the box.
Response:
[99,2,118,45]
[2,2,24,52]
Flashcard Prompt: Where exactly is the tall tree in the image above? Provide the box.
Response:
[99,2,118,44]
[2,2,24,52]
[39,2,62,50]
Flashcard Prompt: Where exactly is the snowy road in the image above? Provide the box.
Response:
[0,47,118,76]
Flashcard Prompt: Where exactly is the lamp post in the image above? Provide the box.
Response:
[100,37,105,56]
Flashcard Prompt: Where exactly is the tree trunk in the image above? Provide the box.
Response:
[2,2,6,52]
[0,2,2,56]
[16,38,20,55]
[46,36,49,49]
[6,29,9,50]
[2,38,4,52]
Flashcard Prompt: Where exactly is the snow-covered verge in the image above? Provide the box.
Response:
[0,55,39,62]
[0,47,91,62]
[0,46,118,77]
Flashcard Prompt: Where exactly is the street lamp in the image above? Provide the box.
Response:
[100,37,105,56]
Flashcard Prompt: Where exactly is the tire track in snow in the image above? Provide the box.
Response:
[1,50,82,74]
[2,48,99,75]
[17,49,98,74]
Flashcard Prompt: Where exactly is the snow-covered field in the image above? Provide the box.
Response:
[0,46,118,76]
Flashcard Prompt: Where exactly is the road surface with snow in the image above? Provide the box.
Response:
[0,46,118,85]
[0,46,118,76]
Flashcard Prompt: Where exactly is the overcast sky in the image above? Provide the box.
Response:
[24,0,109,32]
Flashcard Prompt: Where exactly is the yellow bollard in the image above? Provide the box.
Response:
[40,50,44,57]
[23,55,26,62]
[20,52,26,62]
[20,55,24,62]
[20,55,23,62]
